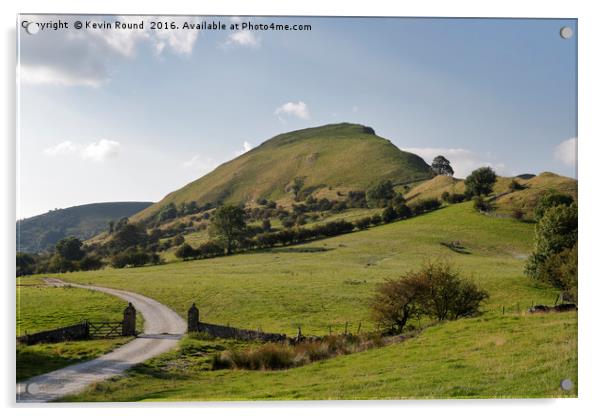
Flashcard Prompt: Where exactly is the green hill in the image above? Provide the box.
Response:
[17,202,153,253]
[132,123,434,223]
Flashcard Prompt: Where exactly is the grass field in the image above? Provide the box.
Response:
[16,278,134,381]
[20,202,576,399]
[64,311,577,401]
[53,202,558,336]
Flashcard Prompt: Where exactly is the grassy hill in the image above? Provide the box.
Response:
[25,201,576,400]
[132,123,434,223]
[17,202,153,253]
[404,172,577,219]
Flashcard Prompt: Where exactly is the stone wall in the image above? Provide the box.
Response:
[194,321,288,343]
[18,321,89,345]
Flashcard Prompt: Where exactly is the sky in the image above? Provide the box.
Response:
[17,15,577,219]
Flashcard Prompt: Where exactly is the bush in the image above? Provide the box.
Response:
[347,191,367,208]
[442,192,466,204]
[354,217,372,230]
[381,206,397,223]
[370,214,382,226]
[175,243,196,260]
[508,179,525,191]
[525,203,577,298]
[511,208,525,221]
[465,167,497,197]
[371,261,488,334]
[367,180,396,208]
[473,196,492,212]
[79,255,103,271]
[534,192,574,221]
[412,198,441,215]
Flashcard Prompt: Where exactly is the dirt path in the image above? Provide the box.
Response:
[16,278,186,403]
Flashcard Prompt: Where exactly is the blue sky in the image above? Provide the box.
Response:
[18,16,577,218]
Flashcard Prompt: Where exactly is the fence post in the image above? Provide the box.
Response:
[344,321,348,336]
[502,306,505,315]
[122,303,136,336]
[357,322,362,334]
[187,303,199,332]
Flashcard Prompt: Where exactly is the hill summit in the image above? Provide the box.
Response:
[133,123,434,222]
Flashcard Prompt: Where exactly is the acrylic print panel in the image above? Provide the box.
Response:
[16,15,577,402]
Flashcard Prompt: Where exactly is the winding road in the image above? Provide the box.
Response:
[16,278,186,403]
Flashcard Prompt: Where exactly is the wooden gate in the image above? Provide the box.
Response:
[88,320,123,338]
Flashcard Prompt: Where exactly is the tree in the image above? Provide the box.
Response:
[464,167,497,197]
[290,177,305,201]
[110,223,148,251]
[371,273,429,334]
[420,262,488,320]
[534,191,574,221]
[367,180,396,208]
[16,252,36,276]
[525,204,578,298]
[55,237,85,261]
[108,220,115,234]
[175,243,197,260]
[209,205,247,255]
[431,155,454,176]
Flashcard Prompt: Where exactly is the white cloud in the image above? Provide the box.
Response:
[403,147,507,178]
[82,139,120,162]
[226,31,261,48]
[235,141,254,156]
[19,15,200,88]
[44,141,79,156]
[44,139,120,162]
[554,137,577,166]
[274,101,310,120]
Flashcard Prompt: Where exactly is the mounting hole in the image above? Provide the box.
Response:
[25,22,40,35]
[560,26,573,39]
[560,378,574,391]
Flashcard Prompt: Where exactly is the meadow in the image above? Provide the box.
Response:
[18,202,576,399]
[52,202,558,336]
[16,278,132,380]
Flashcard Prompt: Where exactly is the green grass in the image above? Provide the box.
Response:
[16,278,138,381]
[17,338,131,381]
[21,202,576,400]
[63,311,577,401]
[52,203,556,336]
[17,278,127,336]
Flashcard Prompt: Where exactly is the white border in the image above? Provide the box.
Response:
[2,1,600,415]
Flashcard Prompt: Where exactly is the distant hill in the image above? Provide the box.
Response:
[132,123,434,223]
[17,202,153,253]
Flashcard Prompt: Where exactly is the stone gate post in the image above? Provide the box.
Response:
[188,303,199,332]
[122,302,137,336]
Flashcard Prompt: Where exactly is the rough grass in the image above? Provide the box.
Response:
[62,311,577,401]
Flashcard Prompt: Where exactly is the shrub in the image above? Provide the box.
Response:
[473,196,492,212]
[412,198,441,215]
[175,243,196,260]
[354,217,371,230]
[79,255,103,271]
[367,180,396,208]
[371,261,488,333]
[347,191,367,208]
[381,206,397,223]
[370,214,382,226]
[465,167,497,197]
[508,179,525,191]
[534,192,574,221]
[172,235,185,246]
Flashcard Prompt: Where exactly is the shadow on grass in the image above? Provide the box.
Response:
[268,247,333,253]
[17,348,84,382]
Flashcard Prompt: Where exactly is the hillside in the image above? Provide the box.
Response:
[404,172,577,219]
[132,123,434,223]
[38,202,575,399]
[17,202,153,253]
